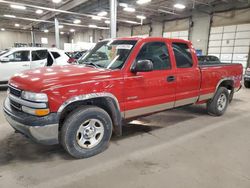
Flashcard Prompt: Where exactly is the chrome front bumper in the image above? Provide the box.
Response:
[3,98,59,145]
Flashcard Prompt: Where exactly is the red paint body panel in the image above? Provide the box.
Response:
[9,37,243,117]
[199,65,242,95]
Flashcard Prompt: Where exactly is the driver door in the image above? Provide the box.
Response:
[0,50,31,82]
[124,41,176,118]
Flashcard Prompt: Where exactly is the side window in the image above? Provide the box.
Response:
[32,50,48,61]
[47,53,54,66]
[172,43,193,68]
[51,52,60,59]
[7,51,30,62]
[136,42,171,70]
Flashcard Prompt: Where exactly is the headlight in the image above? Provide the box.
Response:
[21,91,48,102]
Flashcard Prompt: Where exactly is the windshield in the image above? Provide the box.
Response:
[78,40,137,69]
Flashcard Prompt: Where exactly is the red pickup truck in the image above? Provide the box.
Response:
[3,37,242,158]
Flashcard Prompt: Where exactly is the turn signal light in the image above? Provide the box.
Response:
[35,109,50,116]
[22,106,50,116]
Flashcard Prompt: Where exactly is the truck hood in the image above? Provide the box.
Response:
[9,65,115,92]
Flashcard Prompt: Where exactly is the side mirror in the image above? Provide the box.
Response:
[131,59,153,73]
[0,57,10,63]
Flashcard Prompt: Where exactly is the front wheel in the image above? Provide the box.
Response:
[60,106,113,158]
[207,87,229,116]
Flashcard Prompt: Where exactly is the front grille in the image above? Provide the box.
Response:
[9,99,22,110]
[8,85,22,111]
[9,85,21,97]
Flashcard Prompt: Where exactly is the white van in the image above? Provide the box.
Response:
[0,47,69,83]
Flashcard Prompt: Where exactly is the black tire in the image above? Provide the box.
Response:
[228,89,234,103]
[244,81,250,88]
[60,106,113,158]
[207,87,229,116]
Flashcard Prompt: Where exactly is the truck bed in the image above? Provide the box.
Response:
[199,62,243,98]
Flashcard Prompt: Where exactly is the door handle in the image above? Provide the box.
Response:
[167,75,175,82]
[22,64,29,67]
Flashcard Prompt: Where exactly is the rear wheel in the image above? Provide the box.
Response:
[207,87,229,116]
[60,106,113,158]
[244,81,250,88]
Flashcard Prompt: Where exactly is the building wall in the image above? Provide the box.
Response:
[190,8,250,54]
[164,18,189,32]
[151,22,163,37]
[190,11,211,54]
[70,30,93,43]
[132,24,151,36]
[117,26,131,37]
[69,26,133,42]
[0,30,68,50]
[212,8,250,26]
[69,29,110,43]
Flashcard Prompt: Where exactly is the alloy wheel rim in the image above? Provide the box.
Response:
[76,119,104,149]
[217,93,227,111]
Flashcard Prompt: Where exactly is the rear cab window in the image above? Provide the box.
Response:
[172,42,193,68]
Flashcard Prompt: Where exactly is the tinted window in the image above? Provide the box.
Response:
[47,53,54,66]
[32,50,47,61]
[136,42,171,70]
[7,51,30,62]
[172,43,193,68]
[51,52,60,59]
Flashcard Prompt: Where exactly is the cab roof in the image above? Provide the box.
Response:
[7,47,47,51]
[110,37,191,45]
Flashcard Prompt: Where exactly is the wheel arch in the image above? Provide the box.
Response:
[216,78,234,91]
[58,93,122,136]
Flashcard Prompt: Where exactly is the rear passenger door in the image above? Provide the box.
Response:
[31,50,48,69]
[171,42,201,107]
[124,41,176,118]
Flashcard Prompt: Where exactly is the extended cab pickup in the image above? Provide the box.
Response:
[3,37,243,158]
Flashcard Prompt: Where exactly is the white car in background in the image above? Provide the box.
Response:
[0,47,69,84]
[47,48,70,66]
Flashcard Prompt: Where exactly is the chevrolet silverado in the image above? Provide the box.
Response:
[3,37,243,158]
